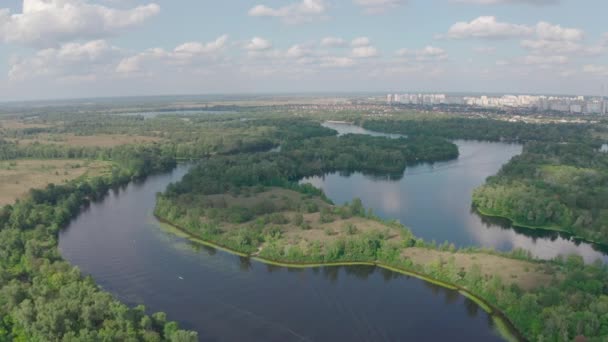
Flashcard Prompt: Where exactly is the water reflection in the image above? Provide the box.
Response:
[304,122,608,263]
[59,164,508,341]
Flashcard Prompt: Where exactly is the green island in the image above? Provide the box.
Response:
[1,106,608,341]
[472,142,608,245]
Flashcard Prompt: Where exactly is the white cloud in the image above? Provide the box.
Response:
[535,22,584,41]
[319,56,356,68]
[443,16,586,44]
[352,46,379,58]
[10,40,121,81]
[521,39,604,57]
[353,0,406,14]
[320,36,346,47]
[443,16,532,39]
[0,0,160,47]
[116,35,229,75]
[583,64,608,76]
[246,37,273,51]
[396,46,448,61]
[521,55,568,65]
[285,44,313,58]
[248,0,327,24]
[451,0,559,4]
[351,37,372,47]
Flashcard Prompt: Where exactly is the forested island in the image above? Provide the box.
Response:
[473,141,608,244]
[2,106,608,341]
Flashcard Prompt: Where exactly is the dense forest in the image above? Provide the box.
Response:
[473,142,608,244]
[0,148,196,341]
[363,117,598,143]
[165,133,458,197]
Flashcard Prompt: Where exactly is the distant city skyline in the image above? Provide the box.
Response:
[1,0,608,101]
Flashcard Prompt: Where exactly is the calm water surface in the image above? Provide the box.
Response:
[301,122,607,263]
[60,165,508,341]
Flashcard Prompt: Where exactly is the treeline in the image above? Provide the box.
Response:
[165,134,458,197]
[363,118,596,143]
[473,141,608,244]
[0,149,196,340]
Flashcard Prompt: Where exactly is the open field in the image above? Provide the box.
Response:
[0,119,53,130]
[402,247,557,291]
[0,159,112,206]
[199,187,400,244]
[7,134,161,147]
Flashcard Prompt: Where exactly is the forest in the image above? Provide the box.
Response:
[363,117,598,143]
[0,145,197,341]
[473,141,608,244]
[164,133,458,197]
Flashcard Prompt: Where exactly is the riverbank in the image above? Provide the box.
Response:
[475,206,607,248]
[158,215,525,342]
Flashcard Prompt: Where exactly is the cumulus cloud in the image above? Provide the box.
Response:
[245,37,273,51]
[0,0,160,47]
[351,37,372,47]
[442,16,532,39]
[451,0,559,4]
[319,56,356,68]
[535,22,584,41]
[320,36,347,47]
[248,0,327,24]
[348,37,378,58]
[353,0,406,14]
[583,64,608,76]
[442,16,585,43]
[396,46,448,61]
[10,40,122,81]
[116,35,229,75]
[351,46,379,58]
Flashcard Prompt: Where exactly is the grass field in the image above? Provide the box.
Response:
[402,247,557,291]
[0,119,52,130]
[0,159,112,206]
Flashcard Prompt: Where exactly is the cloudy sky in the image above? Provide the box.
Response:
[1,0,607,101]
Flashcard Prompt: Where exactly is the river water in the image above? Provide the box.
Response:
[301,122,607,263]
[59,166,508,341]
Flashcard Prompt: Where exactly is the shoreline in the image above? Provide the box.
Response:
[474,206,607,248]
[157,215,525,342]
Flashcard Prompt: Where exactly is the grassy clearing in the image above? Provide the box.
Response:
[402,247,556,291]
[0,159,112,206]
[7,134,161,147]
[0,119,53,130]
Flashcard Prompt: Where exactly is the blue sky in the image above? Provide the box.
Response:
[0,0,607,101]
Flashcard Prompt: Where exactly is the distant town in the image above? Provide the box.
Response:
[386,93,608,115]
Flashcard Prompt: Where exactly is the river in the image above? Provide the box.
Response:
[60,166,509,341]
[300,122,607,263]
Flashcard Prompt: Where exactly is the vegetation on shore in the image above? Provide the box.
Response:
[473,141,608,245]
[0,147,197,341]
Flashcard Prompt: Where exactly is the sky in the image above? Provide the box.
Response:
[0,0,607,101]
